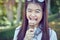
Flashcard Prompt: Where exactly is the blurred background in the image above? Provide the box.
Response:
[0,0,60,40]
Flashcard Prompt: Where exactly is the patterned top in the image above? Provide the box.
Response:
[13,26,57,40]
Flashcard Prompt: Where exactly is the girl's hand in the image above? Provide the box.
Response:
[24,28,34,40]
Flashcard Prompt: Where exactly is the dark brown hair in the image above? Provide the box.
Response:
[17,0,49,40]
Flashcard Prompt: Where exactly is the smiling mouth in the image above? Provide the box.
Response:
[29,17,37,21]
[28,17,38,25]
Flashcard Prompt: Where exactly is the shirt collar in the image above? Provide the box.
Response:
[34,25,42,35]
[27,25,42,35]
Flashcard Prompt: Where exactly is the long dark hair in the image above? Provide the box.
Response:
[17,0,49,40]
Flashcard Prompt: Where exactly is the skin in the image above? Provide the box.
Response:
[24,3,43,40]
[26,3,43,28]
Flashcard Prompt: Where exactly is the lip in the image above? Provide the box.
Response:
[35,18,37,21]
[29,17,38,21]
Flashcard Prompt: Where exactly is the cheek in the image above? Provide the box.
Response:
[37,13,42,22]
[26,13,30,20]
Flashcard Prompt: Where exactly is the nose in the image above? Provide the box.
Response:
[30,13,36,18]
[31,14,35,17]
[30,11,35,17]
[30,14,36,20]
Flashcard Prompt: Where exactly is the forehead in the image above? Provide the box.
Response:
[27,3,42,10]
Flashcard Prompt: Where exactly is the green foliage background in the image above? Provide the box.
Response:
[0,0,60,40]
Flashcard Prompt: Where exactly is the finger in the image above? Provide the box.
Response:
[26,30,34,35]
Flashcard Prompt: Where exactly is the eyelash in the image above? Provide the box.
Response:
[28,10,32,12]
[28,10,40,13]
[35,11,40,13]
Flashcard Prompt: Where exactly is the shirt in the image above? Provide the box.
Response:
[13,26,57,40]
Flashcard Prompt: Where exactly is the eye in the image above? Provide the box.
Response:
[35,9,41,13]
[27,8,32,13]
[28,10,32,12]
[35,10,40,13]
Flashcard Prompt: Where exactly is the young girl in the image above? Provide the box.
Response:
[13,0,57,40]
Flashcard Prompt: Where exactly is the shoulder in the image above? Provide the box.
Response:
[14,26,21,34]
[15,26,21,34]
[49,28,57,40]
[16,26,21,30]
[14,26,21,33]
[49,28,57,35]
[13,26,21,40]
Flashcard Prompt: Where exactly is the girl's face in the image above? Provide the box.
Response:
[26,3,43,26]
